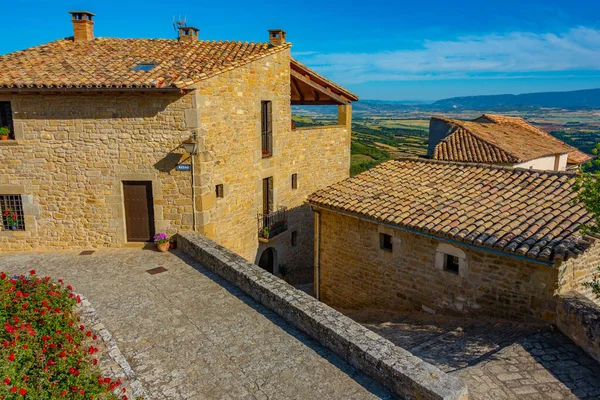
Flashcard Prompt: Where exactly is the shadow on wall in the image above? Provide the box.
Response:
[15,92,185,120]
[255,204,314,285]
[153,152,187,173]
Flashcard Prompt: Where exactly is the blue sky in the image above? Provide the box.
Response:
[1,0,599,100]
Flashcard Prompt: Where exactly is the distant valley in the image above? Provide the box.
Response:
[292,88,600,175]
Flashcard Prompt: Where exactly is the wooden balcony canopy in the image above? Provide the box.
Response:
[290,59,359,106]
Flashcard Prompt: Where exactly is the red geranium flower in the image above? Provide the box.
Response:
[7,353,14,362]
[10,386,16,393]
[19,388,26,396]
[28,270,36,275]
[3,377,10,385]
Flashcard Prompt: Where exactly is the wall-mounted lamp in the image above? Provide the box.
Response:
[181,138,198,155]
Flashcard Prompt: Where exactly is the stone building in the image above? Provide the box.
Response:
[308,158,600,322]
[428,114,591,171]
[0,11,358,281]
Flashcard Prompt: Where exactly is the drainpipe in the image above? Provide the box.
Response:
[191,154,197,232]
[314,209,321,300]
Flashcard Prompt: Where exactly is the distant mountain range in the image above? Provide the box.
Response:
[429,88,600,110]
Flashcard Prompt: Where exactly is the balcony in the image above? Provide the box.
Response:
[258,207,288,241]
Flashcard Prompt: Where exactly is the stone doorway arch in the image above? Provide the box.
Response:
[258,247,277,274]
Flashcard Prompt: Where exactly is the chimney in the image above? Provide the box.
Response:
[178,26,199,42]
[69,11,95,42]
[268,29,286,46]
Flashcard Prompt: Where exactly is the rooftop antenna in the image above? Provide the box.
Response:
[172,15,187,36]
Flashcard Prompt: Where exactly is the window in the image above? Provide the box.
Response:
[261,101,272,158]
[132,62,156,72]
[291,173,298,189]
[380,233,392,251]
[0,102,14,140]
[0,195,25,231]
[444,254,460,274]
[291,231,298,247]
[215,184,224,198]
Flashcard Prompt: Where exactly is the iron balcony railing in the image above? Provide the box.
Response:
[258,207,288,239]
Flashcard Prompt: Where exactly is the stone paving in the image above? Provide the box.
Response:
[0,249,392,400]
[346,310,600,399]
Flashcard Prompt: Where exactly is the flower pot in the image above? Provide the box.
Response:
[10,226,17,231]
[0,135,8,141]
[156,242,170,252]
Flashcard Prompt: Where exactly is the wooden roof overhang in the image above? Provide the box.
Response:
[290,59,358,105]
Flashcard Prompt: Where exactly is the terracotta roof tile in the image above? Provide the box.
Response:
[432,115,591,165]
[308,158,592,263]
[0,38,290,89]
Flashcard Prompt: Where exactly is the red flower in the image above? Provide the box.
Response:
[28,270,36,275]
[86,331,91,337]
[92,359,98,365]
[3,377,10,385]
[7,353,14,362]
[10,386,16,393]
[59,351,66,357]
[103,377,110,384]
[19,388,26,396]
[61,390,67,396]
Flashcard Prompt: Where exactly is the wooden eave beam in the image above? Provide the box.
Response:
[290,70,350,105]
[291,100,340,105]
[291,77,304,101]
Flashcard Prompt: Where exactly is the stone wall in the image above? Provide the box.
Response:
[556,291,600,363]
[191,49,351,280]
[177,231,468,400]
[316,208,559,323]
[0,91,195,251]
[558,235,600,305]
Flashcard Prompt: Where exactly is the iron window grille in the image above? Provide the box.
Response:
[0,195,25,231]
[444,254,460,274]
[0,102,14,140]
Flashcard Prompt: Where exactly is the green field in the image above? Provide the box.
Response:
[293,109,600,176]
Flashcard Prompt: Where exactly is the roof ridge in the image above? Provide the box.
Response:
[393,157,579,178]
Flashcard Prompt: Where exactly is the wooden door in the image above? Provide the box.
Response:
[123,181,155,242]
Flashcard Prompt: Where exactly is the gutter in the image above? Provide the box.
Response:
[0,87,183,94]
[310,204,554,267]
[313,209,322,300]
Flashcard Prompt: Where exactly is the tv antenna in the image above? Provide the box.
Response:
[172,15,187,33]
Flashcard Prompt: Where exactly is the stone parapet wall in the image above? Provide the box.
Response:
[177,231,468,400]
[556,291,600,363]
[558,235,600,305]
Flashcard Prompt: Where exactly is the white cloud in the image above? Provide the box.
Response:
[295,27,600,84]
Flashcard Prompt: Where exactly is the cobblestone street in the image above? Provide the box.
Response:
[347,311,600,399]
[0,249,391,400]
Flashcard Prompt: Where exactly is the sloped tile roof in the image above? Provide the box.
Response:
[308,158,592,263]
[0,38,290,89]
[432,115,590,165]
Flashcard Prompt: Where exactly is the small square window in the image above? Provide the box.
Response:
[215,184,224,198]
[444,254,460,274]
[0,101,14,140]
[291,173,298,190]
[291,231,298,247]
[0,195,25,231]
[380,233,392,251]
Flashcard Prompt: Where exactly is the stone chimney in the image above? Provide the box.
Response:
[179,26,199,42]
[69,11,95,42]
[268,29,286,46]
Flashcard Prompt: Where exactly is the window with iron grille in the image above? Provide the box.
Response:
[444,254,460,274]
[291,173,298,189]
[0,195,25,231]
[261,101,272,158]
[0,102,14,140]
